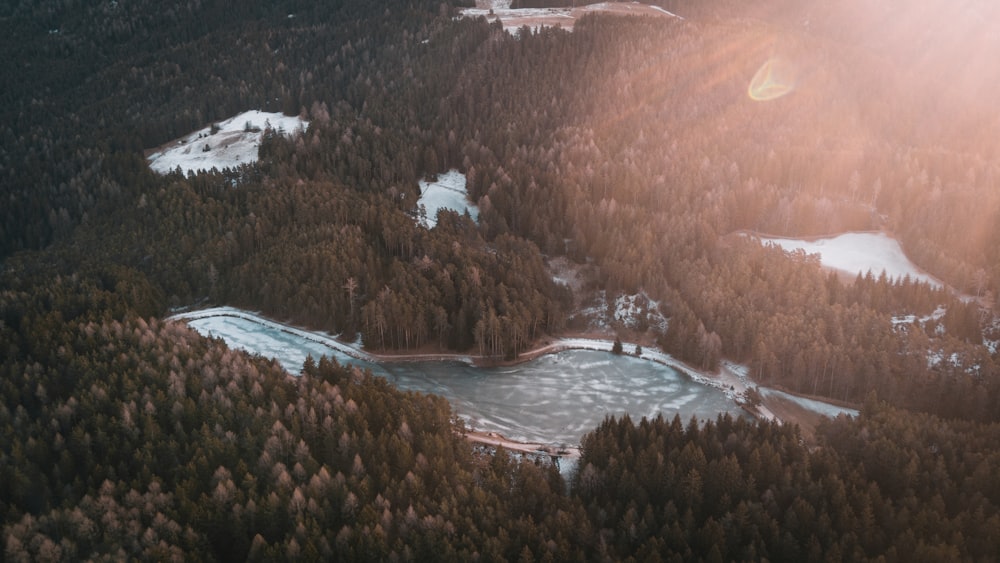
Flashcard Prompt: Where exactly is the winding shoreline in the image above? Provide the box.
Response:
[167,306,784,446]
[168,307,751,393]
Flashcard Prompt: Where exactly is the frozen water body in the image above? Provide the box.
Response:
[382,352,742,445]
[178,312,741,446]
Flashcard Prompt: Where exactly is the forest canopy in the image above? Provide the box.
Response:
[3,0,1000,559]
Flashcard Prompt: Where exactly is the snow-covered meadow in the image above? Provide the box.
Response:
[754,232,941,287]
[416,170,479,228]
[147,110,307,175]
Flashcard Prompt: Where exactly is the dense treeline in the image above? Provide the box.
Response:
[3,0,1000,417]
[1,0,571,358]
[575,401,1000,561]
[3,275,998,560]
[0,0,453,255]
[404,13,1000,416]
[0,277,577,560]
[4,0,1000,558]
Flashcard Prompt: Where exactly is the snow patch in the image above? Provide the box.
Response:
[613,292,667,331]
[147,110,307,176]
[416,170,479,228]
[648,4,683,19]
[575,290,667,332]
[892,306,946,327]
[459,1,679,34]
[754,232,941,288]
[758,387,859,419]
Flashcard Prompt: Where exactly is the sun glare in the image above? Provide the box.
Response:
[748,57,796,101]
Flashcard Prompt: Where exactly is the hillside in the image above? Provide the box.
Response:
[3,0,1000,559]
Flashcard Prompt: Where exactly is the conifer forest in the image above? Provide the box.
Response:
[3,0,1000,560]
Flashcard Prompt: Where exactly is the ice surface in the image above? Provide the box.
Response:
[171,309,741,446]
[381,351,743,446]
[755,232,941,288]
[147,110,307,176]
[416,170,479,228]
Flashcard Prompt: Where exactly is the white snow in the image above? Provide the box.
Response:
[459,1,679,33]
[575,290,668,332]
[147,110,307,176]
[755,232,941,288]
[758,387,859,419]
[648,4,682,18]
[416,170,479,228]
[892,306,946,327]
[613,292,667,331]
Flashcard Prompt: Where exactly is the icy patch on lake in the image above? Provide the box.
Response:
[147,110,307,176]
[416,170,479,228]
[755,232,941,288]
[383,351,742,446]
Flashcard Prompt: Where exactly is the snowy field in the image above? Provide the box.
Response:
[758,387,859,419]
[755,232,941,288]
[416,170,479,228]
[459,1,680,33]
[147,110,307,175]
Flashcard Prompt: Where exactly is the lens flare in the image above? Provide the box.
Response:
[748,57,796,101]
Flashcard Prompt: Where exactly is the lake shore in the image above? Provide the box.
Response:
[168,306,782,426]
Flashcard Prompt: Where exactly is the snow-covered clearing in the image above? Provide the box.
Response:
[146,110,307,176]
[416,170,479,228]
[459,1,679,33]
[753,232,942,288]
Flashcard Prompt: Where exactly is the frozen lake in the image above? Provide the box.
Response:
[181,312,741,446]
[378,352,740,446]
